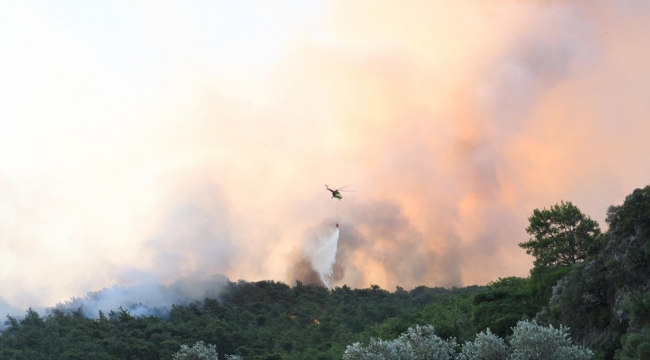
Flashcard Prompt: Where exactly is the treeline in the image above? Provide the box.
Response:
[0,280,484,359]
[1,184,649,359]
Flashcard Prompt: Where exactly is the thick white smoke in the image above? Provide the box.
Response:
[52,275,231,319]
[302,226,340,289]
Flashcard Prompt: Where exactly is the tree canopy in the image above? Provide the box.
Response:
[519,200,601,268]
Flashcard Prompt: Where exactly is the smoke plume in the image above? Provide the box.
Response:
[1,1,650,313]
[289,222,340,288]
[52,275,231,319]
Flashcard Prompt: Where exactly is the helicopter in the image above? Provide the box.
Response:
[325,185,353,200]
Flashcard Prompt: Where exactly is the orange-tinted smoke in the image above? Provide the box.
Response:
[2,1,650,309]
[146,1,650,291]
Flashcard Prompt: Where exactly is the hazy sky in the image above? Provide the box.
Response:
[1,0,650,310]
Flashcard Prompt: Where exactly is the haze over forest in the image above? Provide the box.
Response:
[1,1,650,315]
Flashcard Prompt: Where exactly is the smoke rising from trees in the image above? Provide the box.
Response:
[1,1,650,311]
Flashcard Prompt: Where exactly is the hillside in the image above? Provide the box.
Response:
[1,185,649,359]
[0,281,483,359]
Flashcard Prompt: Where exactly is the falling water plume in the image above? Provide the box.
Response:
[303,226,340,289]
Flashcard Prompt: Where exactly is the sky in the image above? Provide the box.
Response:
[1,0,650,312]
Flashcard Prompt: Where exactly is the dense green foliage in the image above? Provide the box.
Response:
[0,282,484,359]
[2,184,650,359]
[540,186,650,359]
[472,277,539,337]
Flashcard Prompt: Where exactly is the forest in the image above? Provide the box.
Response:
[0,185,649,359]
